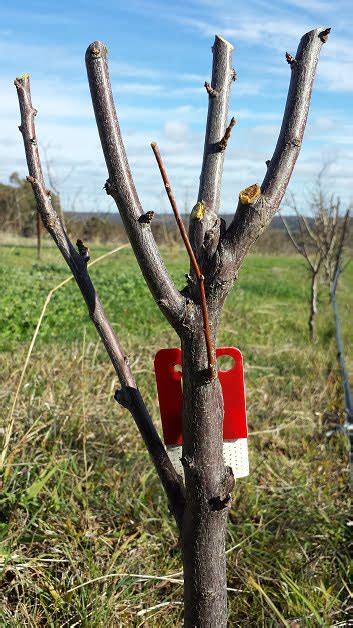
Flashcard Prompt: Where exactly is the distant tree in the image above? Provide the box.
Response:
[281,169,350,341]
[15,27,329,627]
[0,173,61,258]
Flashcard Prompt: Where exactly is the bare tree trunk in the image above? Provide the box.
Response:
[36,211,41,260]
[181,327,232,626]
[309,270,318,341]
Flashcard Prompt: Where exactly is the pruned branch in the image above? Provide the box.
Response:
[190,35,234,262]
[151,143,216,379]
[85,41,185,329]
[15,73,185,530]
[221,28,329,276]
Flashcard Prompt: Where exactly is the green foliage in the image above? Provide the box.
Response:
[0,242,352,625]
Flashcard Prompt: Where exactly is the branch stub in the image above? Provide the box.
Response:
[191,201,206,220]
[239,184,261,205]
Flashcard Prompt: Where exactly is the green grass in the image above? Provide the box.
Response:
[0,241,352,626]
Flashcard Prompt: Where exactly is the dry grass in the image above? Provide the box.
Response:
[0,242,352,626]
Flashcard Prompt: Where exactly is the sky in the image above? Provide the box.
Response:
[1,0,352,216]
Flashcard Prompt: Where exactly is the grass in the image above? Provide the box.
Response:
[0,240,352,626]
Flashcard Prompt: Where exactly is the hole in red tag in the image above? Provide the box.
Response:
[217,355,235,371]
[174,364,182,373]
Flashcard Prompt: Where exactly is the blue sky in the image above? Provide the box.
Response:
[1,0,352,215]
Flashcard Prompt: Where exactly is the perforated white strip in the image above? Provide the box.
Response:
[223,439,249,478]
[167,446,184,477]
[166,439,249,480]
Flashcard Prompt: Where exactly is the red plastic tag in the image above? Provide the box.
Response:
[154,347,247,446]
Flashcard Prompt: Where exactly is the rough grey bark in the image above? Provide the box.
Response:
[16,26,329,627]
[181,327,233,627]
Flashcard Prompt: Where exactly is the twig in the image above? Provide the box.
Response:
[279,213,305,257]
[217,117,236,152]
[151,143,216,379]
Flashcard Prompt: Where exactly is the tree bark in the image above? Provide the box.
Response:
[309,270,319,341]
[181,324,233,627]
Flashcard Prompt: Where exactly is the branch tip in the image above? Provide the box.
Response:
[15,73,29,85]
[214,34,234,51]
[319,27,331,43]
[285,52,297,66]
[231,68,237,81]
[86,41,108,59]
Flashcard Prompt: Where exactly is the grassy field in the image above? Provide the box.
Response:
[0,241,352,626]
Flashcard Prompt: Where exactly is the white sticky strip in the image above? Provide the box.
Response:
[167,439,249,480]
[167,446,184,477]
[222,439,249,479]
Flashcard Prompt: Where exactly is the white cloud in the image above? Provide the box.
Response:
[1,0,352,215]
[164,120,190,142]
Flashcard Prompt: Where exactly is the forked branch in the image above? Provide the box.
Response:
[15,74,185,530]
[222,28,330,277]
[85,42,185,329]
